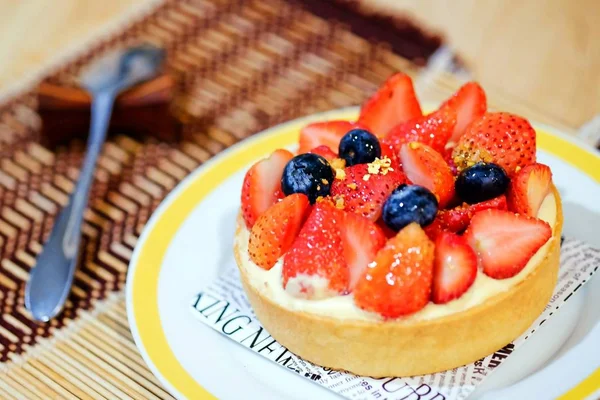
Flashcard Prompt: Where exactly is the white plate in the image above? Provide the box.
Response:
[126,107,600,400]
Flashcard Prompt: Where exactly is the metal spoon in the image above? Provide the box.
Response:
[25,45,165,322]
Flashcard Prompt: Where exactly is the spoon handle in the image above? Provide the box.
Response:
[25,90,116,322]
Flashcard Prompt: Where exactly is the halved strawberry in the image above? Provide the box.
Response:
[465,209,552,279]
[379,137,400,169]
[425,195,508,240]
[507,163,553,217]
[385,108,457,154]
[452,112,536,175]
[298,121,363,154]
[354,223,434,318]
[340,212,386,290]
[358,73,422,137]
[330,163,406,221]
[309,145,338,161]
[248,194,311,270]
[438,82,487,144]
[241,149,294,228]
[283,202,349,298]
[432,232,477,304]
[399,142,455,207]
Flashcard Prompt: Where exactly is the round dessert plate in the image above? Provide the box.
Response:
[126,107,600,400]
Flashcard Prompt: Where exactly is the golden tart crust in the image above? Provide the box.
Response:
[234,186,563,377]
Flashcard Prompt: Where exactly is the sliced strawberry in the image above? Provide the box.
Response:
[385,108,457,154]
[283,202,349,298]
[298,121,363,154]
[452,112,536,175]
[330,163,406,221]
[310,145,337,161]
[340,212,386,290]
[432,232,477,304]
[465,209,552,279]
[241,149,294,228]
[379,137,400,169]
[377,218,397,239]
[354,223,435,318]
[443,146,458,175]
[248,194,311,270]
[438,82,487,144]
[358,73,422,137]
[399,142,455,207]
[507,163,553,217]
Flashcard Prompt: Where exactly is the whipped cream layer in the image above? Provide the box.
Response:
[237,194,557,322]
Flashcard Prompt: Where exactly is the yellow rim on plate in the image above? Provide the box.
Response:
[127,109,600,399]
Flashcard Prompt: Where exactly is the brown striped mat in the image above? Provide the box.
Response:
[0,0,583,398]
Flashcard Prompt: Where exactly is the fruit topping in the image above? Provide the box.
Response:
[358,73,422,137]
[386,108,457,154]
[309,145,338,161]
[455,162,509,204]
[330,162,406,221]
[338,129,381,166]
[298,120,364,154]
[424,195,507,240]
[283,202,348,298]
[507,163,553,217]
[438,82,487,144]
[282,153,335,204]
[452,112,536,175]
[382,184,438,232]
[242,149,294,228]
[248,194,311,270]
[340,211,386,290]
[354,223,435,318]
[399,142,455,207]
[432,232,477,304]
[465,209,552,279]
[379,137,400,167]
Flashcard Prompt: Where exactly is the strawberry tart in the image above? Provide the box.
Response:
[234,74,563,377]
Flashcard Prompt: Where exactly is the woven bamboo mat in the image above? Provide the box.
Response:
[0,0,590,398]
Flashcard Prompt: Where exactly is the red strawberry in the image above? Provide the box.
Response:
[298,121,363,154]
[283,202,349,298]
[340,212,386,290]
[452,112,536,175]
[354,223,435,318]
[330,163,406,221]
[507,163,553,217]
[241,149,294,228]
[432,232,477,304]
[425,195,508,240]
[438,82,487,144]
[379,137,400,168]
[443,146,458,175]
[358,73,422,137]
[310,145,337,161]
[377,218,397,239]
[385,108,457,154]
[465,209,552,279]
[248,194,311,270]
[399,142,455,207]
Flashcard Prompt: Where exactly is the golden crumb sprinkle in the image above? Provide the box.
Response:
[334,196,345,210]
[515,165,522,173]
[330,158,346,170]
[335,168,346,180]
[409,142,420,150]
[321,178,329,184]
[367,157,394,176]
[363,174,371,181]
[316,196,325,203]
[348,182,357,190]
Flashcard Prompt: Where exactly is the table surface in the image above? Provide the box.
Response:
[0,1,597,400]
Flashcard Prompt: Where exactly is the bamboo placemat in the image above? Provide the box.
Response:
[0,0,594,399]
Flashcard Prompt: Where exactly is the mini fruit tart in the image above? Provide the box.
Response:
[234,74,562,377]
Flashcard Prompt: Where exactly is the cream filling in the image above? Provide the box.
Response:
[237,194,557,322]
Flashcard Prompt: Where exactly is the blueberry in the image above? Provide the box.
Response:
[382,184,438,231]
[455,162,509,204]
[338,129,381,166]
[282,153,334,203]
